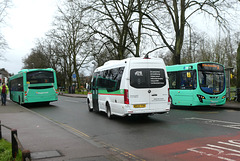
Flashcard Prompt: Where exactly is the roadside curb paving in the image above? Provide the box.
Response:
[61,93,240,110]
[0,99,116,161]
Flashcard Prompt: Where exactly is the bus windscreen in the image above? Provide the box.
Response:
[198,63,225,94]
[27,71,54,84]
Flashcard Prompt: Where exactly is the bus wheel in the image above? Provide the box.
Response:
[106,103,112,119]
[19,96,21,105]
[88,99,93,112]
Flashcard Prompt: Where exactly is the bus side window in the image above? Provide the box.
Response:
[168,72,177,89]
[96,67,124,92]
[179,71,196,89]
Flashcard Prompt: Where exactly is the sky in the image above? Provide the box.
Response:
[1,0,58,74]
[1,0,239,75]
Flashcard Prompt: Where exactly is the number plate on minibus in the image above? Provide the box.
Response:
[133,104,146,108]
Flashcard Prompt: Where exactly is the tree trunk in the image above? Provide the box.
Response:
[237,42,240,88]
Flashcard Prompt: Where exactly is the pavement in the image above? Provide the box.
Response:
[0,94,239,161]
[0,96,121,161]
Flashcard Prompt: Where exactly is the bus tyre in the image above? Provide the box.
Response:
[106,103,112,119]
[88,99,93,112]
[19,96,22,105]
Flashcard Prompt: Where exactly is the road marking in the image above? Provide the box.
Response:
[219,141,240,148]
[185,117,240,130]
[188,139,240,161]
[21,105,143,160]
[57,122,145,161]
[188,146,234,161]
[60,123,90,138]
[207,144,240,153]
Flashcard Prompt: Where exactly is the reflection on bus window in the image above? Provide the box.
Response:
[94,67,124,92]
[27,71,54,84]
[198,71,225,94]
[130,69,166,88]
[168,70,196,90]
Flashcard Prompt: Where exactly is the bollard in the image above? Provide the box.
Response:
[11,129,18,158]
[0,120,2,139]
[22,150,31,161]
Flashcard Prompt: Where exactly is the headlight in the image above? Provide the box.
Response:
[197,94,205,103]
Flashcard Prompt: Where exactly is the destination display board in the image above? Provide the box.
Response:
[198,63,224,71]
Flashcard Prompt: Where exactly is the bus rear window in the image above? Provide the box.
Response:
[27,71,54,84]
[130,69,166,88]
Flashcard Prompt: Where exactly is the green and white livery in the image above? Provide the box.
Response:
[87,58,170,118]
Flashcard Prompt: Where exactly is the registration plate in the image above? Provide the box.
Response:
[133,104,146,108]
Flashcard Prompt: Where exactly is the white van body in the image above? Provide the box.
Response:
[87,58,170,118]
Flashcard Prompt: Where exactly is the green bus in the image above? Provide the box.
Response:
[166,62,226,106]
[9,68,58,104]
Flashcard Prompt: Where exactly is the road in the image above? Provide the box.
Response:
[28,96,240,161]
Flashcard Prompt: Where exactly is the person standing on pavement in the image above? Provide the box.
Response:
[0,83,9,106]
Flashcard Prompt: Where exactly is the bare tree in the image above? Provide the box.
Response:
[22,48,49,69]
[0,0,11,59]
[237,42,240,89]
[87,0,158,61]
[136,0,236,64]
[48,1,91,88]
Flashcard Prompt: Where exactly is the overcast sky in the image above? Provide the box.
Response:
[1,0,240,75]
[1,0,58,74]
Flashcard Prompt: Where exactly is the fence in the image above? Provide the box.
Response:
[0,120,31,161]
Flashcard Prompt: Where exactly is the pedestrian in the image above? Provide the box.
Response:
[0,83,9,106]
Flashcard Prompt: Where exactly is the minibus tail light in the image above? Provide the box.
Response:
[168,88,170,103]
[124,89,129,104]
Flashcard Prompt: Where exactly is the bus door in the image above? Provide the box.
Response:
[174,71,195,106]
[92,76,99,111]
[129,68,167,110]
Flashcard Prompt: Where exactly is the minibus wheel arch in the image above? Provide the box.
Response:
[87,99,93,112]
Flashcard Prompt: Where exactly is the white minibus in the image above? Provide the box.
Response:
[87,58,170,118]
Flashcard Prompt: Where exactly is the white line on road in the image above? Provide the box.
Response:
[207,144,240,154]
[218,141,240,148]
[185,117,240,130]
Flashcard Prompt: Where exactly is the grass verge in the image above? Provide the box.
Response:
[0,139,22,161]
